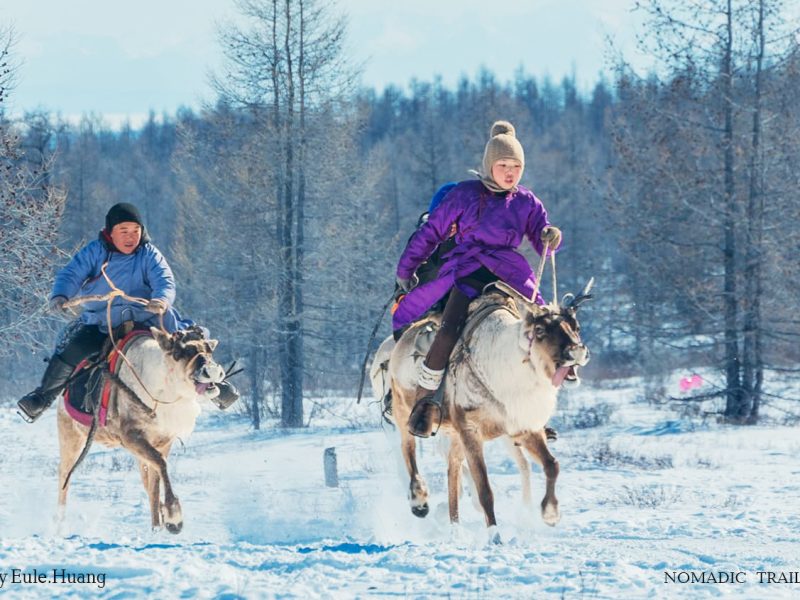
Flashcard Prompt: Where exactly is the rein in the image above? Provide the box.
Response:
[64,263,173,409]
[449,237,561,409]
[531,240,558,306]
[99,263,170,408]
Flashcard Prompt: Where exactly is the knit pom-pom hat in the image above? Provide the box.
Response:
[482,120,525,177]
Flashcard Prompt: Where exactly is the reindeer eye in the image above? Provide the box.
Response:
[534,324,546,338]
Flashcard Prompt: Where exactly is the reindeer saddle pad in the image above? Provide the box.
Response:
[63,330,152,427]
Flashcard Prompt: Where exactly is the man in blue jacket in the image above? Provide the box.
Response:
[17,202,238,422]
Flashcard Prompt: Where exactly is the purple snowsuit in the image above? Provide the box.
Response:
[393,179,554,330]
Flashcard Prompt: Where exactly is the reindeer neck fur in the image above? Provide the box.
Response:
[452,298,558,436]
[117,337,201,440]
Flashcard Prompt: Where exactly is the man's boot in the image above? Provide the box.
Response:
[211,380,240,410]
[17,355,75,423]
[407,363,445,438]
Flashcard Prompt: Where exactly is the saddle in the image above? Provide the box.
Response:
[411,284,517,345]
[63,327,153,427]
[401,285,517,386]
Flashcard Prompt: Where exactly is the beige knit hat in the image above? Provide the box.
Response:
[482,120,525,179]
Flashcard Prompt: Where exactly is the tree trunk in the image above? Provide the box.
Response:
[293,0,307,424]
[280,0,303,427]
[248,346,264,430]
[744,0,765,423]
[722,0,744,420]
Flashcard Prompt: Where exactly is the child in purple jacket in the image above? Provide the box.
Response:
[394,121,562,437]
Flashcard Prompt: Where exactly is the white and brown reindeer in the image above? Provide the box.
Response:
[381,279,592,540]
[371,335,537,513]
[56,326,226,533]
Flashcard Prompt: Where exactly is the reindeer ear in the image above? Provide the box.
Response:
[206,339,219,352]
[150,327,174,352]
[519,313,536,351]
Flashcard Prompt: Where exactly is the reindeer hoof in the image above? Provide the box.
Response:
[160,501,183,534]
[411,503,429,518]
[165,521,183,534]
[541,502,560,526]
[487,525,502,545]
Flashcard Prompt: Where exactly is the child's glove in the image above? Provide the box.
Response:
[396,274,419,293]
[540,226,562,249]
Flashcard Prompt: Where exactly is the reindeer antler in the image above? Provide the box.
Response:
[563,277,594,310]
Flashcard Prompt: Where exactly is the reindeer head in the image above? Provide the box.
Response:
[151,326,226,398]
[494,279,592,388]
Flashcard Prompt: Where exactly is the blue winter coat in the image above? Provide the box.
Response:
[51,233,191,333]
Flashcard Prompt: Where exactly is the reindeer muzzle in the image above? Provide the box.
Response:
[190,354,226,395]
[552,342,590,388]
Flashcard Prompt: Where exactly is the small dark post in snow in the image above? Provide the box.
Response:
[324,447,338,488]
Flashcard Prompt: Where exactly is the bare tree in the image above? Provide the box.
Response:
[611,0,800,420]
[0,27,66,361]
[214,0,357,426]
[741,0,800,420]
[173,105,281,429]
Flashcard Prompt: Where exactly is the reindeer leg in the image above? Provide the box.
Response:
[138,460,161,530]
[447,433,465,523]
[400,427,429,518]
[453,409,497,531]
[522,430,560,526]
[56,408,86,525]
[393,382,430,518]
[122,431,183,534]
[505,437,532,506]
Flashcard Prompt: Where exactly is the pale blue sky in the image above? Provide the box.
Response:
[1,0,647,126]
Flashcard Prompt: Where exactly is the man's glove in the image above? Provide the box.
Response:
[49,296,70,315]
[541,226,562,250]
[396,273,419,293]
[144,298,168,314]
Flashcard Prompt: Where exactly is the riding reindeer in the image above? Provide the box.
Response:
[56,324,226,534]
[371,334,539,511]
[372,338,544,512]
[385,280,591,539]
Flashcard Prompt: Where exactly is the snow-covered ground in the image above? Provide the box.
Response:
[1,377,799,599]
